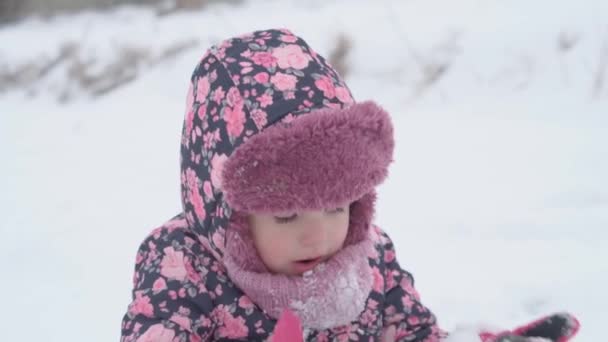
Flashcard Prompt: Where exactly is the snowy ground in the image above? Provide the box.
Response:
[1,0,607,341]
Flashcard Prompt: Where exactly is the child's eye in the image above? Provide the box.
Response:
[274,213,298,223]
[326,207,346,214]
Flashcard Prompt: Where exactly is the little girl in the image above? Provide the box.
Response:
[121,28,579,341]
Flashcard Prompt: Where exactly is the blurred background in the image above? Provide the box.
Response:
[1,0,607,340]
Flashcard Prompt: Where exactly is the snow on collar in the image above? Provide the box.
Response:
[224,236,375,330]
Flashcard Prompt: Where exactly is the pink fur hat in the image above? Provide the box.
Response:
[222,100,394,244]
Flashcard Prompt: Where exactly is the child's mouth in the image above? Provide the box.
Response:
[292,257,323,274]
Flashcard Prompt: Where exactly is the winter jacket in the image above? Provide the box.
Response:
[120,28,445,342]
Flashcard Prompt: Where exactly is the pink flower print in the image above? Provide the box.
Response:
[213,130,221,147]
[185,212,194,228]
[251,108,268,130]
[224,103,245,139]
[218,313,249,339]
[401,277,421,299]
[132,272,139,287]
[238,296,254,310]
[384,305,397,317]
[129,292,154,317]
[372,266,384,292]
[226,87,243,108]
[384,249,395,263]
[148,240,157,250]
[196,76,211,102]
[407,315,420,326]
[185,108,195,145]
[160,246,188,281]
[186,168,198,192]
[240,49,253,59]
[315,75,336,98]
[210,154,228,190]
[280,34,298,43]
[203,180,213,200]
[190,335,202,342]
[360,308,377,326]
[212,229,225,251]
[270,72,297,91]
[250,52,277,68]
[202,130,215,150]
[170,313,192,331]
[192,126,202,145]
[212,87,225,104]
[180,169,187,186]
[257,93,273,108]
[186,83,194,115]
[135,251,145,265]
[185,257,202,284]
[136,323,175,342]
[253,72,270,84]
[335,86,354,103]
[366,298,379,310]
[197,102,207,121]
[281,113,295,124]
[209,69,218,83]
[316,332,329,342]
[199,315,213,329]
[284,91,295,100]
[272,44,310,69]
[402,294,415,309]
[190,185,206,222]
[152,277,167,292]
[255,38,266,46]
[145,249,159,267]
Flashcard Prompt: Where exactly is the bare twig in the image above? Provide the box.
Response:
[592,34,608,98]
[157,0,243,16]
[557,31,580,53]
[328,33,352,78]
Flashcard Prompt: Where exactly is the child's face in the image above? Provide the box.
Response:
[248,205,350,276]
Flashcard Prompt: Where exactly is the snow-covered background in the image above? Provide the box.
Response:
[1,0,607,340]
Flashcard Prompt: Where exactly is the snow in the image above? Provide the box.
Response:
[290,255,370,330]
[1,0,607,340]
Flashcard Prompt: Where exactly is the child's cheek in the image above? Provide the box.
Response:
[260,231,294,262]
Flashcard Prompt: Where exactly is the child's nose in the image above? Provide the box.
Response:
[299,229,325,248]
[298,217,328,248]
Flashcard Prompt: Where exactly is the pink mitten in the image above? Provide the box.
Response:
[479,312,580,342]
[271,309,304,342]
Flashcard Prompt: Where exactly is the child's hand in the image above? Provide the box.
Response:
[479,312,580,342]
[271,309,304,342]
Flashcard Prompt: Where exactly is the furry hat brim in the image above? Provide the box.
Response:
[222,101,394,213]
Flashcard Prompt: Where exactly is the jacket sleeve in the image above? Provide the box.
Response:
[379,230,448,342]
[120,230,216,342]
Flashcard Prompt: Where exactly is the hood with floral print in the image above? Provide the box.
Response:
[180,28,394,264]
[122,28,448,342]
